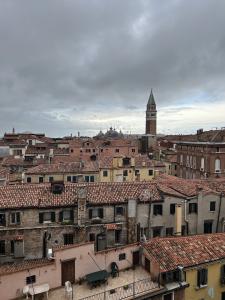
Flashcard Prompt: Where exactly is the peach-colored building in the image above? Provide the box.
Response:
[0,242,140,300]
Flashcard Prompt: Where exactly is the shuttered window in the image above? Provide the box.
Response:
[197,268,208,287]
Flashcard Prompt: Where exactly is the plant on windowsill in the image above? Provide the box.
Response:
[61,220,73,225]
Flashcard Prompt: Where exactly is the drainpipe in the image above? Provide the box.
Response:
[148,197,152,239]
[216,192,224,232]
[175,204,182,236]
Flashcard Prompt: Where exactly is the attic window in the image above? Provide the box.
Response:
[51,182,64,194]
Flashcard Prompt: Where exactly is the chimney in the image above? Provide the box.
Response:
[174,204,182,236]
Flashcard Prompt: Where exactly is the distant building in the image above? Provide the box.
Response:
[175,128,225,179]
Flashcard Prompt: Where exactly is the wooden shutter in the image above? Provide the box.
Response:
[39,213,44,224]
[59,211,63,222]
[89,209,92,219]
[70,210,74,221]
[51,212,55,222]
[197,269,201,287]
[16,212,20,224]
[99,208,104,218]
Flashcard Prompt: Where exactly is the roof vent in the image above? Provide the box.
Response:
[51,181,64,194]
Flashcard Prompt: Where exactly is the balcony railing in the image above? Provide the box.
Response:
[79,277,160,300]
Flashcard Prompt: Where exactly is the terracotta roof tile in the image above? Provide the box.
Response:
[143,233,225,272]
[0,258,54,275]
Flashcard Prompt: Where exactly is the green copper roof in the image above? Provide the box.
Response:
[147,89,156,107]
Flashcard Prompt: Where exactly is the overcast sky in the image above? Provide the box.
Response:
[0,0,225,137]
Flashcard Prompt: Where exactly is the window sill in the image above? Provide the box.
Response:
[196,284,207,290]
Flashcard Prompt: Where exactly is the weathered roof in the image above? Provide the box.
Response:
[0,258,53,275]
[143,233,225,272]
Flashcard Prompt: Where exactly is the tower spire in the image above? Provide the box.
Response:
[146,89,157,135]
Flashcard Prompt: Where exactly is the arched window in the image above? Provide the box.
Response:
[201,157,205,171]
[215,158,221,172]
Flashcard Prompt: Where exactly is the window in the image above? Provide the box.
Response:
[200,157,205,171]
[67,176,71,182]
[148,170,154,176]
[71,149,74,153]
[115,149,119,153]
[166,227,173,236]
[85,149,91,153]
[152,227,161,237]
[27,177,32,183]
[153,204,163,216]
[189,203,198,214]
[135,170,139,176]
[11,212,20,224]
[103,170,108,177]
[39,177,44,183]
[215,158,221,172]
[85,176,89,182]
[204,221,213,233]
[119,253,126,260]
[180,154,183,165]
[90,176,95,182]
[49,176,54,182]
[59,210,73,222]
[26,275,36,285]
[89,208,104,219]
[210,201,216,212]
[123,170,128,177]
[132,148,135,153]
[115,206,124,216]
[115,229,122,243]
[197,268,208,287]
[72,176,77,183]
[0,240,5,255]
[64,234,74,245]
[170,204,176,215]
[0,213,6,226]
[89,233,95,242]
[39,212,55,223]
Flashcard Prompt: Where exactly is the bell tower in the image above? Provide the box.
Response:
[146,89,157,135]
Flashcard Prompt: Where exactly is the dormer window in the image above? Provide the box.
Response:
[51,182,64,194]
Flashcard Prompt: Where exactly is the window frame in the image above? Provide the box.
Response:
[10,212,20,225]
[210,201,216,212]
[197,268,208,288]
[153,204,163,216]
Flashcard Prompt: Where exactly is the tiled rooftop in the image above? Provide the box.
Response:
[0,258,53,275]
[143,233,225,272]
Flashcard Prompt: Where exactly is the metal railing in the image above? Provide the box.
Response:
[79,278,159,300]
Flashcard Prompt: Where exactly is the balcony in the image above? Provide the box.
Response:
[48,267,162,300]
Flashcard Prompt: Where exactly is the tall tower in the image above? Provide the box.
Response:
[146,89,157,135]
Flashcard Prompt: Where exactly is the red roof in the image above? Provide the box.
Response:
[143,233,225,272]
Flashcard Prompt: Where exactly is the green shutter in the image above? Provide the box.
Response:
[70,210,74,221]
[51,212,55,222]
[16,212,20,224]
[221,265,225,284]
[99,208,104,218]
[39,213,44,224]
[59,211,63,222]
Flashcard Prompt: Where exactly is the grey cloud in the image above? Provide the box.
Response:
[0,0,225,136]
